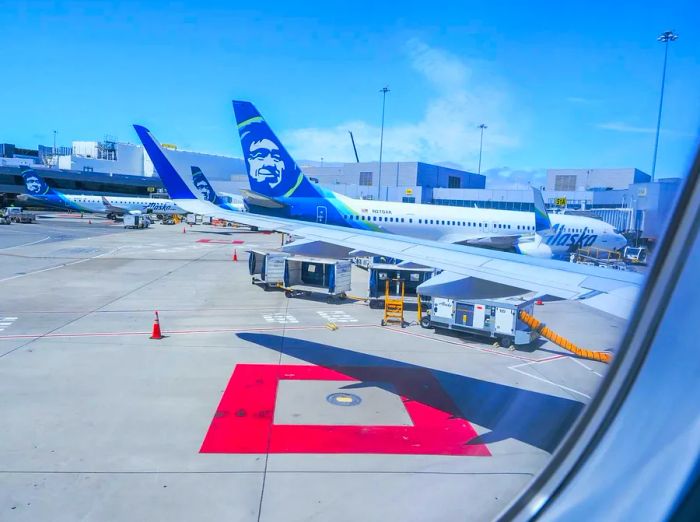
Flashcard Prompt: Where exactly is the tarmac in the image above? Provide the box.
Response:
[0,214,627,521]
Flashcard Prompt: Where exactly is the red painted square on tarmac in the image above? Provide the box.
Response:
[195,239,245,244]
[200,364,490,456]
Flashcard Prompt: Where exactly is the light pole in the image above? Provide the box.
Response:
[651,30,679,181]
[52,130,57,168]
[477,123,487,174]
[378,86,390,200]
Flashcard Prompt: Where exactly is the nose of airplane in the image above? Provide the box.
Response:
[615,233,627,249]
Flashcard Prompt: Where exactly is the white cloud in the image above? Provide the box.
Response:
[596,121,655,134]
[484,167,546,190]
[596,122,697,139]
[566,96,599,105]
[282,39,521,171]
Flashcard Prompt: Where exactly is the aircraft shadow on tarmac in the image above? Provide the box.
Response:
[236,333,585,453]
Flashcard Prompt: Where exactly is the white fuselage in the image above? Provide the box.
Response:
[330,193,626,255]
[67,195,186,215]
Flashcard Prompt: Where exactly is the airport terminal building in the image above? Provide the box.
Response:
[0,138,680,243]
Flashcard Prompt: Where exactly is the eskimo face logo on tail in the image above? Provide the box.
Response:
[192,169,216,203]
[240,121,300,197]
[22,172,50,196]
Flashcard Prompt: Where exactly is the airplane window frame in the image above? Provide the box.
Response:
[500,147,700,520]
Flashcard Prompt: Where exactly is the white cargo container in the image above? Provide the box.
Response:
[423,296,538,348]
[248,250,291,289]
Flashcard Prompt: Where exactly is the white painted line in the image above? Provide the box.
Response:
[570,356,604,377]
[2,317,18,321]
[508,366,591,400]
[0,236,51,250]
[316,311,358,323]
[0,247,119,284]
[0,323,12,326]
[262,313,299,324]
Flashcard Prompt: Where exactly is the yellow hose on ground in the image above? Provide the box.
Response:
[519,309,613,364]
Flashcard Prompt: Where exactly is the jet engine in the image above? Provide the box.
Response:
[515,236,553,258]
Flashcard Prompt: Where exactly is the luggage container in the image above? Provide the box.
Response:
[282,256,352,299]
[368,264,435,309]
[422,296,538,349]
[248,250,291,289]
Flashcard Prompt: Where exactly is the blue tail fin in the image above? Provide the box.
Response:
[133,125,197,200]
[21,169,56,197]
[532,187,552,232]
[191,166,224,205]
[232,101,322,199]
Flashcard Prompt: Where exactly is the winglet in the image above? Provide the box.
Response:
[232,100,322,199]
[133,125,196,200]
[532,187,552,232]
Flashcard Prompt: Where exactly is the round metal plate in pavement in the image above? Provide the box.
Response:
[326,392,362,406]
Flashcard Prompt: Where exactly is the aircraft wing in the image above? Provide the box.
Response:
[171,198,641,317]
[134,123,643,319]
[439,232,523,248]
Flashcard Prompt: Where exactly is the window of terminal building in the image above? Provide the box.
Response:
[402,196,415,203]
[359,172,373,186]
[448,176,461,188]
[555,174,576,191]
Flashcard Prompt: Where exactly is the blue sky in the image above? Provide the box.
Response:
[2,1,698,186]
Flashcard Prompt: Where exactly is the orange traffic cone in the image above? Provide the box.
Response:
[150,311,163,339]
[233,249,238,262]
[182,227,186,234]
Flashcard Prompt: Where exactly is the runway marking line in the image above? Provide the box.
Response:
[0,247,120,284]
[262,313,299,324]
[508,358,592,399]
[0,236,51,250]
[0,317,18,332]
[316,310,358,323]
[200,364,491,456]
[0,323,376,341]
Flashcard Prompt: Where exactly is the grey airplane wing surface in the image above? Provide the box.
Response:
[134,123,643,319]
